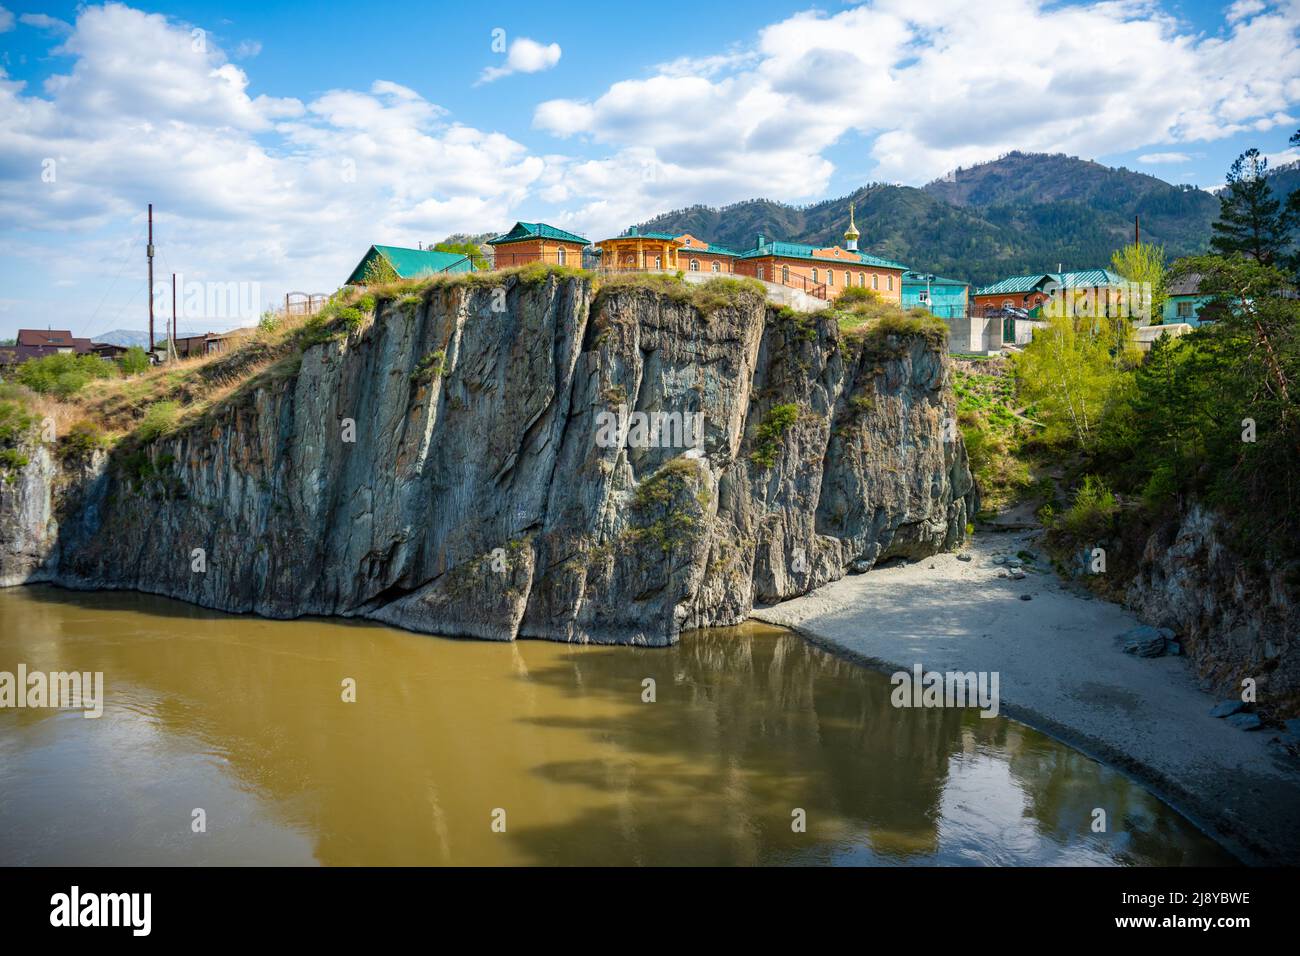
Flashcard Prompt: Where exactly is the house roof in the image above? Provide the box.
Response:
[346,245,471,284]
[903,271,969,288]
[487,221,590,246]
[1167,272,1204,296]
[17,329,76,347]
[678,242,741,258]
[738,239,906,270]
[974,269,1124,297]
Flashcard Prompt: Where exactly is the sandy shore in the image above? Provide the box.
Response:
[753,528,1300,865]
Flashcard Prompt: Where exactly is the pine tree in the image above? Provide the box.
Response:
[1209,149,1288,264]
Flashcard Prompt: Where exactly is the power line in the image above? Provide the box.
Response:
[83,225,148,340]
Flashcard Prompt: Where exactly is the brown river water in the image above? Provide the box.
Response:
[0,585,1233,866]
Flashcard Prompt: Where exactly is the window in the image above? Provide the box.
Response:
[872,274,879,290]
[556,247,566,265]
[888,275,894,291]
[782,265,790,284]
[757,266,765,280]
[1176,301,1193,318]
[655,256,662,269]
[858,273,865,287]
[812,268,818,282]
[711,262,720,273]
[827,270,834,286]
[689,259,699,271]
[844,271,850,287]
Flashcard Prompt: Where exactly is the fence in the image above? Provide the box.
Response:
[488,250,588,270]
[284,292,329,316]
[733,262,828,300]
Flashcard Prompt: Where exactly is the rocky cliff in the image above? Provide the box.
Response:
[0,273,975,644]
[1125,504,1300,715]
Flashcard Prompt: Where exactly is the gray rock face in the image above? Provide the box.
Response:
[0,276,976,645]
[1125,503,1300,709]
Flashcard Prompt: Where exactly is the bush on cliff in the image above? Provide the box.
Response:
[15,352,117,398]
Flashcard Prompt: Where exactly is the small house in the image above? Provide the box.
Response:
[486,222,590,269]
[902,272,970,318]
[1163,273,1215,326]
[346,245,475,286]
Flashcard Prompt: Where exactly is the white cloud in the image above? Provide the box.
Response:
[478,37,561,84]
[535,0,1300,195]
[1226,0,1267,23]
[0,6,13,32]
[1,3,550,332]
[19,12,71,34]
[233,39,261,59]
[1138,152,1192,163]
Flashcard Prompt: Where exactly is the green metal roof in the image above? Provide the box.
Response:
[487,221,590,246]
[738,239,906,270]
[680,244,740,258]
[903,271,969,288]
[346,245,472,284]
[974,269,1124,296]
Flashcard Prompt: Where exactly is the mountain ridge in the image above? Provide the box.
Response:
[636,152,1297,286]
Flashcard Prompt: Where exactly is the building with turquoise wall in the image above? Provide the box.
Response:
[902,271,969,318]
[1163,272,1214,326]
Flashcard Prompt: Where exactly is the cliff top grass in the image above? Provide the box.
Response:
[828,287,949,347]
[3,267,948,458]
[592,272,768,317]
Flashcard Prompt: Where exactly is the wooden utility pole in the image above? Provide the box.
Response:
[1135,215,1140,245]
[171,272,178,362]
[147,204,155,353]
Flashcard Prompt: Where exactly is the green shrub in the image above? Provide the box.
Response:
[0,447,29,481]
[750,403,800,468]
[410,349,446,383]
[1057,475,1118,538]
[58,420,106,461]
[15,352,116,396]
[136,401,180,442]
[834,286,882,307]
[116,346,151,376]
[0,399,37,445]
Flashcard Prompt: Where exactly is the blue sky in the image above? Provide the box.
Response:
[1,0,1298,339]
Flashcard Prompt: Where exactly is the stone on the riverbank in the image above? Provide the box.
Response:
[1225,712,1262,731]
[957,553,972,562]
[1209,699,1246,718]
[1120,625,1167,658]
[1019,594,1033,601]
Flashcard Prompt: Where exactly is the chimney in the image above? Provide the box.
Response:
[756,234,766,249]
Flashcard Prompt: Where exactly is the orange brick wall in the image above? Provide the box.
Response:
[737,256,903,303]
[972,290,1050,314]
[491,239,584,268]
[681,252,735,274]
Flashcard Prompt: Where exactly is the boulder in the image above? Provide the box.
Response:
[1225,712,1262,731]
[1120,625,1167,657]
[1209,699,1246,718]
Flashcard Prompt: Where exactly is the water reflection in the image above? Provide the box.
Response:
[0,586,1232,866]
